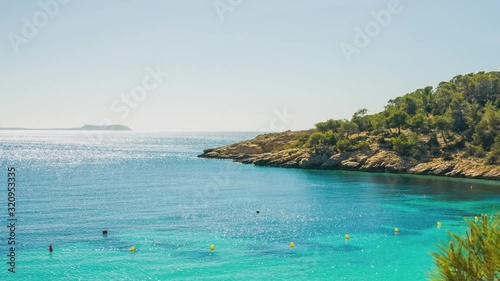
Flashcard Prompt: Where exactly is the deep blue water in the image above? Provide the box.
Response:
[0,131,498,280]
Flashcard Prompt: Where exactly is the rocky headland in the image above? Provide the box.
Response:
[200,72,500,181]
[199,130,500,181]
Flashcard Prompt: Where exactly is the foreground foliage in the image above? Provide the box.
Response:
[429,213,500,281]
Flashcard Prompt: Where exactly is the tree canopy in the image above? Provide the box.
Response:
[309,71,500,162]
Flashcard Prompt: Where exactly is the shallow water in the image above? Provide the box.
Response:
[0,131,498,280]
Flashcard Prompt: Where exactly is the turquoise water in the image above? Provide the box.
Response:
[0,131,498,280]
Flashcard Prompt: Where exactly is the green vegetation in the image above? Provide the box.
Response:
[303,71,500,163]
[391,133,420,156]
[487,136,500,164]
[429,214,500,281]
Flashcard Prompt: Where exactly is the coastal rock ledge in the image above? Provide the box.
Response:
[198,131,500,181]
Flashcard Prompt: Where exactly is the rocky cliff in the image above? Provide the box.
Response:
[199,131,500,181]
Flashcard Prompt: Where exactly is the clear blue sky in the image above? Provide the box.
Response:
[1,0,499,131]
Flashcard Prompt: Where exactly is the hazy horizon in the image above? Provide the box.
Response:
[0,125,280,133]
[2,0,499,131]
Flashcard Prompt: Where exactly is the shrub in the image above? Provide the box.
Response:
[377,135,387,144]
[429,133,440,146]
[351,140,370,151]
[296,132,312,147]
[464,144,478,157]
[463,144,487,158]
[486,135,500,164]
[391,133,420,156]
[442,152,454,161]
[306,132,326,148]
[411,147,427,161]
[486,154,499,165]
[324,131,339,146]
[474,147,487,158]
[336,138,351,152]
[272,141,300,152]
[431,147,442,157]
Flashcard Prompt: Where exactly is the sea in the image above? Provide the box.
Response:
[0,131,498,280]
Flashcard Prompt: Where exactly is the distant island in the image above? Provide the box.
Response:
[0,124,132,131]
[200,71,500,181]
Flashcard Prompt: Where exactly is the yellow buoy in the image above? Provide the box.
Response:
[394,228,399,233]
[474,216,478,222]
[437,222,442,227]
[130,246,135,252]
[289,242,295,248]
[345,234,350,240]
[210,244,215,252]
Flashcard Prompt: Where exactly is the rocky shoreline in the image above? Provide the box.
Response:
[198,131,500,182]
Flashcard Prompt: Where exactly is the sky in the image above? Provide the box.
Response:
[0,0,499,132]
